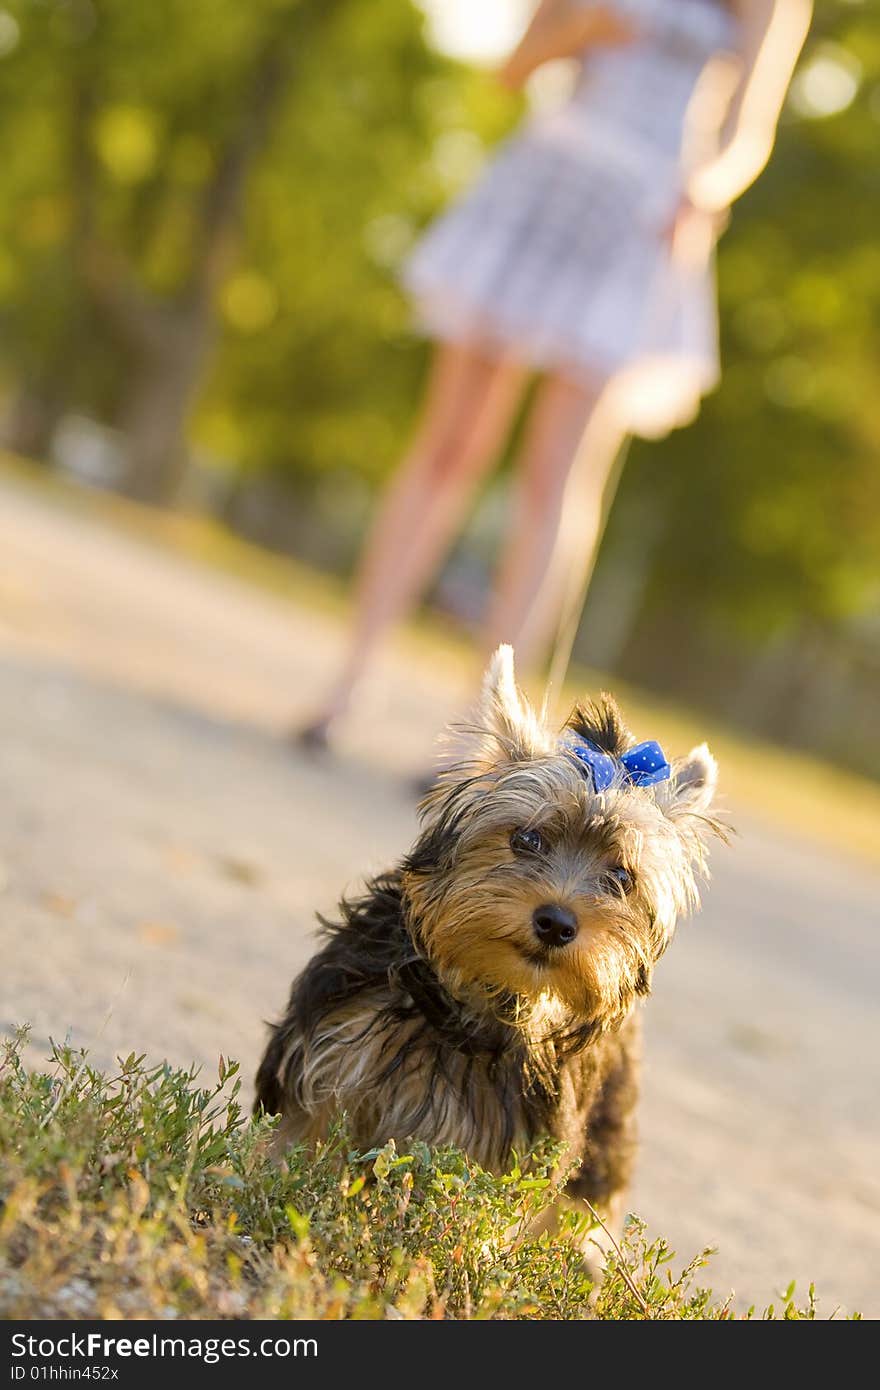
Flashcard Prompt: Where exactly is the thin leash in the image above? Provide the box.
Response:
[543,180,712,708]
[545,431,633,708]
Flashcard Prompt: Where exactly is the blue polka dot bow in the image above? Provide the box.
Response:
[564,735,671,792]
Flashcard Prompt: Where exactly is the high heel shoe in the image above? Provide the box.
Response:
[291,716,334,754]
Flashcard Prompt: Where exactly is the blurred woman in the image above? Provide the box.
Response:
[300,0,811,747]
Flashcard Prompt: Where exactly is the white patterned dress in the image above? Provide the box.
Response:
[403,0,739,436]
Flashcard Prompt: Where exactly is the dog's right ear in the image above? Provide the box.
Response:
[444,645,552,773]
[479,644,528,739]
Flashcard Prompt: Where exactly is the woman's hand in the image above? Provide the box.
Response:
[496,55,531,93]
[497,54,538,93]
[498,1,637,91]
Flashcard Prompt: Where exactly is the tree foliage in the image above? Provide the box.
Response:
[0,0,515,494]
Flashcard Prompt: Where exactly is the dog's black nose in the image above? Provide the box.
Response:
[532,903,578,948]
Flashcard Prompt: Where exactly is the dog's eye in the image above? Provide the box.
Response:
[511,827,544,855]
[604,865,633,894]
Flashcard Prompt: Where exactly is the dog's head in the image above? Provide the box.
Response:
[402,646,725,1038]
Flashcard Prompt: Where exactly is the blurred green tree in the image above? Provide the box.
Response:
[0,0,513,499]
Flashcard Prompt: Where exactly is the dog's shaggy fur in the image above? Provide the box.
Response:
[256,647,723,1225]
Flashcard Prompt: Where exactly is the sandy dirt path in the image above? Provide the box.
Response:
[1,474,877,1317]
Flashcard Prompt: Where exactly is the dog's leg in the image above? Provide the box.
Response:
[561,1025,640,1283]
[253,1019,323,1158]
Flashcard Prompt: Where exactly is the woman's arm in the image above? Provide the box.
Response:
[499,0,635,91]
[687,0,813,212]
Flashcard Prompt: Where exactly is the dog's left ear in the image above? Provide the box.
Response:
[656,743,722,869]
[657,742,723,853]
[665,743,718,819]
[652,742,726,891]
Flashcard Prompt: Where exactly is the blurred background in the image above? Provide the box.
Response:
[0,0,877,771]
[1,0,879,1316]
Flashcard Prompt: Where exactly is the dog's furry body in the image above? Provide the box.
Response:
[255,869,639,1201]
[256,647,721,1222]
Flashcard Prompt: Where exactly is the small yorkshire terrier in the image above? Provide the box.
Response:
[256,646,723,1233]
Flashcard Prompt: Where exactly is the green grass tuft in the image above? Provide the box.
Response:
[0,1029,844,1320]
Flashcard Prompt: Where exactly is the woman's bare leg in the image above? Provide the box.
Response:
[484,370,625,674]
[303,341,526,734]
